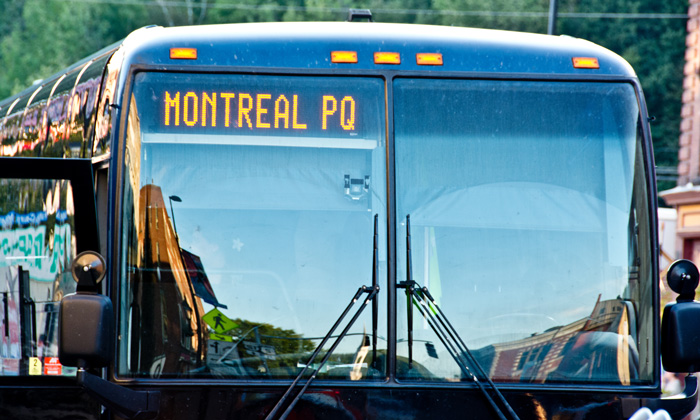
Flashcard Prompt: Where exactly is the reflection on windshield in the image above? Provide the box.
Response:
[127,184,206,376]
[476,297,638,384]
[119,74,388,380]
[394,79,653,385]
[121,74,653,386]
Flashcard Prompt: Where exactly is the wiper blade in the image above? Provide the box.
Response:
[265,215,381,420]
[398,215,520,420]
[409,284,520,420]
[265,285,378,420]
[372,214,380,369]
[403,214,415,369]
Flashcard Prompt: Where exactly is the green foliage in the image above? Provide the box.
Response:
[428,0,549,31]
[2,1,110,98]
[223,318,316,355]
[0,0,688,189]
[0,0,24,39]
[213,317,316,374]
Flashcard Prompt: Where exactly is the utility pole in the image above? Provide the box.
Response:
[548,0,558,35]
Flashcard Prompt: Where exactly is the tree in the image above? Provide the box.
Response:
[429,0,549,31]
[0,0,111,98]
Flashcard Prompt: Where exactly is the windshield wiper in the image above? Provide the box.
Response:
[398,215,520,420]
[265,215,381,420]
[371,214,379,369]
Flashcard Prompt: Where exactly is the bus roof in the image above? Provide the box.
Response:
[0,21,638,113]
[122,21,636,77]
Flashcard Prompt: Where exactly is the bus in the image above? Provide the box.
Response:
[1,11,700,419]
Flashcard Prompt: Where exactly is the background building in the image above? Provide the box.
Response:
[660,0,700,272]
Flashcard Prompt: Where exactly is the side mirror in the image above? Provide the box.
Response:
[59,251,113,368]
[661,259,700,373]
[58,251,160,419]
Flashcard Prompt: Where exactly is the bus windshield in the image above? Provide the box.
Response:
[394,79,653,385]
[119,73,652,386]
[119,73,388,380]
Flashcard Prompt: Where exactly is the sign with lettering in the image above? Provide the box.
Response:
[163,91,357,133]
[134,73,384,142]
[43,357,62,375]
[0,223,73,282]
[29,357,42,376]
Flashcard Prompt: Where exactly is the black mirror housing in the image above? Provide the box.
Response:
[662,259,700,373]
[59,292,114,368]
[59,292,160,419]
[662,301,700,372]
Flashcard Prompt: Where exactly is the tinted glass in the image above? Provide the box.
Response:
[394,79,652,385]
[119,73,387,380]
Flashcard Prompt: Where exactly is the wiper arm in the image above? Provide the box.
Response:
[398,215,520,420]
[410,285,520,420]
[265,285,378,420]
[405,214,415,369]
[265,215,381,420]
[371,214,379,369]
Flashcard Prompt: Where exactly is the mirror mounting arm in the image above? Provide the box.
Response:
[622,375,698,420]
[77,369,160,420]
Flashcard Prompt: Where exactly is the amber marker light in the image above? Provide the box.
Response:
[331,51,358,63]
[416,53,443,66]
[170,48,198,60]
[374,52,401,65]
[572,57,599,69]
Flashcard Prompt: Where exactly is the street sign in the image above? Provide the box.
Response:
[202,308,238,334]
[28,357,42,376]
[210,333,234,342]
[43,357,62,375]
[207,339,239,364]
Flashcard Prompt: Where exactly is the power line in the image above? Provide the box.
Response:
[558,12,686,19]
[54,0,688,20]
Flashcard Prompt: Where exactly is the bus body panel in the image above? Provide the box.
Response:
[104,386,649,419]
[0,386,99,419]
[118,22,636,76]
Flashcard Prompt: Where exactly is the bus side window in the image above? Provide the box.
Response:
[0,177,79,376]
[92,49,123,159]
[94,165,109,257]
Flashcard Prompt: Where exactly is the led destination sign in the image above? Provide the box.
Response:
[163,91,357,132]
[134,73,384,140]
